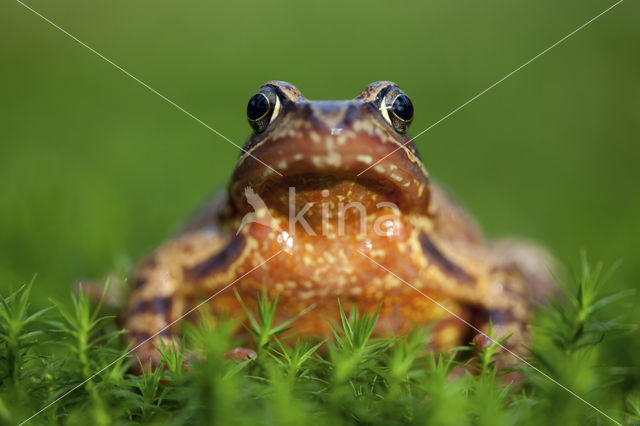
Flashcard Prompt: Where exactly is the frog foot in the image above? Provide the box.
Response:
[223,347,258,362]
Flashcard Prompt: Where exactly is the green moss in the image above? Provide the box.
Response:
[0,256,636,425]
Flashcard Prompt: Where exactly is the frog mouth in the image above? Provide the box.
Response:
[228,131,431,215]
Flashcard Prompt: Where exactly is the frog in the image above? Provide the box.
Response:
[124,80,556,370]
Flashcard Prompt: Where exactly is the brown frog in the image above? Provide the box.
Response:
[124,81,555,369]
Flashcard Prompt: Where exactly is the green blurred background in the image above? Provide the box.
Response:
[1,0,638,373]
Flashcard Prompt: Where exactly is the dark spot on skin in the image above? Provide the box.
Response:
[128,328,171,344]
[488,266,527,296]
[135,297,172,315]
[185,233,246,280]
[489,264,521,276]
[139,256,158,269]
[419,232,475,284]
[501,281,526,297]
[486,309,516,325]
[129,331,152,343]
[133,277,147,289]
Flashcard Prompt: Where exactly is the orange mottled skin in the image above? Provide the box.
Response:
[124,81,555,370]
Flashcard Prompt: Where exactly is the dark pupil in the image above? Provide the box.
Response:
[392,95,413,121]
[247,94,270,120]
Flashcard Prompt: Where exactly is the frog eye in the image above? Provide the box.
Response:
[247,86,281,133]
[378,87,414,133]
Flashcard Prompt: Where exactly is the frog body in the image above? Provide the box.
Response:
[124,81,555,369]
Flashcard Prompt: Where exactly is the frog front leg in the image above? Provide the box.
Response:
[472,240,557,357]
[124,229,243,372]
